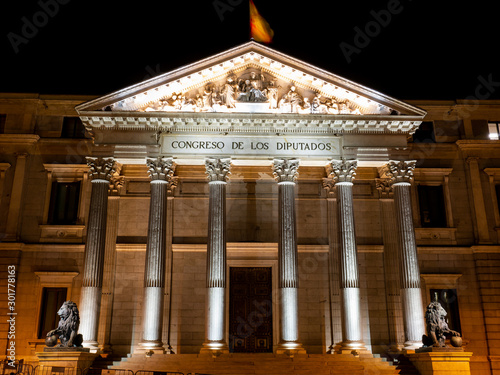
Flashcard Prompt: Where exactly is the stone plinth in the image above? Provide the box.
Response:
[408,348,473,375]
[36,350,98,370]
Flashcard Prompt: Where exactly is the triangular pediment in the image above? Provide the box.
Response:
[76,41,425,117]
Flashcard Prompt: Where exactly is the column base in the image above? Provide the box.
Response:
[276,341,306,356]
[200,341,229,356]
[82,340,101,354]
[404,340,424,350]
[339,340,366,352]
[135,341,166,356]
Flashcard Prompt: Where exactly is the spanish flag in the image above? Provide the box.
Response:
[250,0,274,43]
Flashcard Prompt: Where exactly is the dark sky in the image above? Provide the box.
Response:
[1,0,499,101]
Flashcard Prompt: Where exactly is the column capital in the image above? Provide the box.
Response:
[273,158,299,183]
[109,163,124,196]
[386,160,416,185]
[327,159,357,184]
[322,178,336,198]
[466,156,480,165]
[86,157,116,182]
[375,178,393,199]
[205,157,231,182]
[147,157,176,181]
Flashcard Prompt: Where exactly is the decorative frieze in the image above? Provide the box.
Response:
[81,115,422,135]
[273,158,299,183]
[205,158,231,182]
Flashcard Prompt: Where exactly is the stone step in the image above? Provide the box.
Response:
[108,353,399,375]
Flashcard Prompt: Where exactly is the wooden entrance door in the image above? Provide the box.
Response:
[229,267,273,353]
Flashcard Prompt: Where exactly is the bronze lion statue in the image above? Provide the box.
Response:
[46,300,83,347]
[422,301,460,347]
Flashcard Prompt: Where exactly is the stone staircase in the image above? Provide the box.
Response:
[109,352,404,375]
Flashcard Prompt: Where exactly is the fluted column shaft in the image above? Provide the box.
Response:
[140,181,168,348]
[203,158,231,352]
[279,181,299,344]
[393,182,425,348]
[337,182,364,350]
[273,159,303,353]
[80,157,115,350]
[327,159,365,352]
[138,157,176,353]
[385,160,425,349]
[380,198,405,348]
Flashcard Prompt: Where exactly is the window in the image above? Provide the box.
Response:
[47,181,81,225]
[412,121,436,143]
[488,121,500,140]
[418,185,447,228]
[40,164,88,242]
[0,114,6,133]
[61,117,86,138]
[430,289,461,334]
[37,287,67,338]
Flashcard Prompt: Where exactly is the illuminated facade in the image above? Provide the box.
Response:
[1,42,500,375]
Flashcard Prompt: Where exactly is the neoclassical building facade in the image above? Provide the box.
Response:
[1,42,500,375]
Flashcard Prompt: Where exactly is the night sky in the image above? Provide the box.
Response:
[1,0,499,101]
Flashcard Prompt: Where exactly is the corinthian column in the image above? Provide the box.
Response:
[138,157,176,354]
[202,157,231,353]
[273,158,304,354]
[386,160,425,350]
[376,178,404,350]
[327,159,365,352]
[80,157,116,351]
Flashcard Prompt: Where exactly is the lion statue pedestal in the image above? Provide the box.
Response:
[36,301,98,371]
[407,301,473,375]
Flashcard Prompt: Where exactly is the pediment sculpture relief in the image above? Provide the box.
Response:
[137,69,375,115]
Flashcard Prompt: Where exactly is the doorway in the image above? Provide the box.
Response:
[229,267,273,353]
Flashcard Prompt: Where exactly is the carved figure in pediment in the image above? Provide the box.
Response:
[180,95,195,111]
[195,94,204,111]
[266,80,279,109]
[280,85,303,113]
[311,93,331,114]
[339,101,352,114]
[326,99,339,114]
[203,85,214,110]
[222,76,237,108]
[237,71,268,102]
[171,94,182,110]
[298,97,311,114]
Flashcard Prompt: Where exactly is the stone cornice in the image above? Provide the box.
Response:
[80,112,423,135]
[0,134,40,153]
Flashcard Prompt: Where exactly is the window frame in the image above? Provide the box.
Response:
[484,168,500,241]
[40,164,89,242]
[33,272,79,342]
[420,274,463,334]
[37,287,68,338]
[412,168,457,245]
